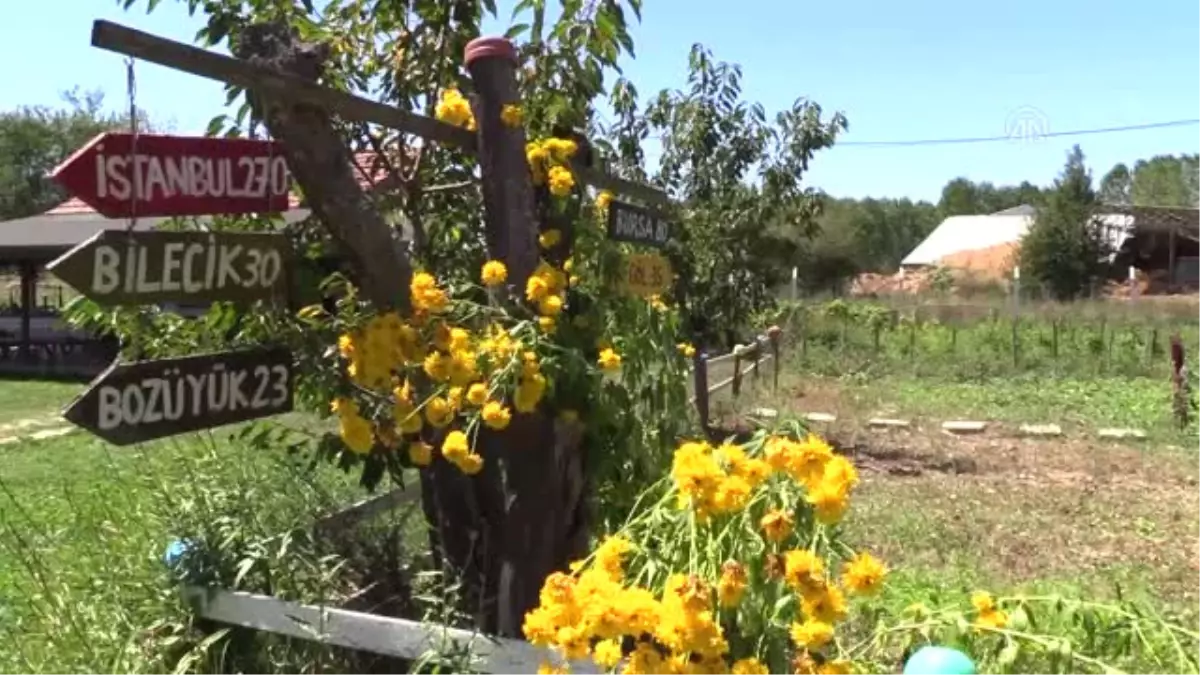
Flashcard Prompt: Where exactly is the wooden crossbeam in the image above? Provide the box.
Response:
[90,19,671,207]
[92,20,475,150]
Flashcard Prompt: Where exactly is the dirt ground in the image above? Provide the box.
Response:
[734,379,1200,606]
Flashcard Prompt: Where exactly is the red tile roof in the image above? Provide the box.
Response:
[42,151,399,217]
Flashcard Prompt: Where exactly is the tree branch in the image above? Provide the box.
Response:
[233,22,412,311]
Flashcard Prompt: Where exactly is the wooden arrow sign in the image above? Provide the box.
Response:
[47,229,293,307]
[63,347,294,446]
[607,200,671,248]
[51,132,292,218]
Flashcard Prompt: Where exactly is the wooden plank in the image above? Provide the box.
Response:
[90,20,475,151]
[312,485,419,536]
[62,347,294,445]
[47,230,293,308]
[183,587,598,674]
[607,200,671,248]
[575,165,670,206]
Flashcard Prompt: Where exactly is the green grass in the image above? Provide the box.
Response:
[0,402,369,673]
[817,374,1196,443]
[0,380,81,426]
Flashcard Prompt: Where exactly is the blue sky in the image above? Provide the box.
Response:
[5,0,1198,202]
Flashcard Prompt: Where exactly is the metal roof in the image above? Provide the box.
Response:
[902,211,1139,267]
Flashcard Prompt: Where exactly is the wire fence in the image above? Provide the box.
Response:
[773,294,1198,381]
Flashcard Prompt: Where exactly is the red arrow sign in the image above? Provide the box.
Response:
[51,132,293,218]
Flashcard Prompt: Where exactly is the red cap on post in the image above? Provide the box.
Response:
[465,37,517,66]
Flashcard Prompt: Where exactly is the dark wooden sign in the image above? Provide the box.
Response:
[51,132,292,218]
[607,199,671,248]
[47,229,292,307]
[63,347,294,446]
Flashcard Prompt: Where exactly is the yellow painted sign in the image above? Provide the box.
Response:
[623,252,673,297]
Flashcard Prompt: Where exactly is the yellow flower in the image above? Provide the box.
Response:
[410,271,449,313]
[712,475,751,513]
[783,549,825,596]
[731,658,769,675]
[806,480,850,525]
[841,552,887,596]
[466,383,488,406]
[547,165,575,197]
[801,582,848,625]
[457,453,484,475]
[975,608,1009,631]
[790,619,834,650]
[595,190,613,210]
[760,509,794,543]
[717,561,747,608]
[407,441,432,466]
[538,229,562,249]
[434,88,474,128]
[593,639,623,668]
[425,396,454,428]
[545,137,577,162]
[481,400,512,430]
[537,661,568,675]
[677,342,697,358]
[538,316,556,333]
[819,659,853,674]
[538,294,564,317]
[526,275,550,302]
[442,430,470,463]
[481,260,508,287]
[648,294,668,312]
[971,590,997,614]
[339,412,373,455]
[514,373,546,413]
[597,347,622,371]
[500,103,524,128]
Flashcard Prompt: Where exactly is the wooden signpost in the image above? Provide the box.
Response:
[623,252,673,297]
[606,199,675,298]
[51,132,292,218]
[607,200,670,248]
[47,229,293,307]
[63,347,294,446]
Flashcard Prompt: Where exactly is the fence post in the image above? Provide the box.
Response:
[767,325,782,392]
[694,351,710,434]
[731,349,743,399]
[1011,266,1021,369]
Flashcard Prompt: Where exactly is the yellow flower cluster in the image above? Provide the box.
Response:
[329,269,559,474]
[527,433,886,674]
[527,137,578,196]
[526,260,569,321]
[435,87,475,130]
[500,103,524,128]
[595,189,613,211]
[763,434,859,525]
[677,342,697,358]
[524,536,730,674]
[670,440,772,521]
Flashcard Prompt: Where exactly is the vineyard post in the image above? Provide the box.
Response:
[1011,266,1021,369]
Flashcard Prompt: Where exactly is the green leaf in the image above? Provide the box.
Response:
[505,23,530,39]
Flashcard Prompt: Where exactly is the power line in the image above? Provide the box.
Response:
[830,119,1200,147]
[627,118,1199,147]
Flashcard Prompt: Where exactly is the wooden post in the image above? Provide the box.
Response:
[1169,226,1178,287]
[465,38,538,285]
[18,261,35,363]
[694,351,710,434]
[767,326,782,392]
[415,36,583,638]
[731,350,743,399]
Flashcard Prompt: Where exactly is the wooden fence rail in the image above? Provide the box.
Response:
[182,586,598,673]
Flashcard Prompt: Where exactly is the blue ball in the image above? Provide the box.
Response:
[163,539,189,568]
[903,646,976,675]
